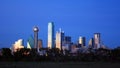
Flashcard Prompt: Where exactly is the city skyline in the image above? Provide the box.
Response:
[0,22,117,49]
[0,0,120,48]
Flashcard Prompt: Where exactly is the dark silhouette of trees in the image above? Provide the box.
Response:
[0,47,120,62]
[0,48,13,61]
[111,47,120,61]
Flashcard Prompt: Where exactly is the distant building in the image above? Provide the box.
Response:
[70,44,78,53]
[27,35,34,49]
[48,22,55,49]
[38,39,43,49]
[62,36,72,51]
[12,39,24,52]
[78,36,86,48]
[94,33,101,49]
[88,38,94,48]
[64,36,71,44]
[56,28,64,50]
[27,42,31,49]
[62,44,70,51]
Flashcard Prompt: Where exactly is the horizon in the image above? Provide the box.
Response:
[0,0,120,48]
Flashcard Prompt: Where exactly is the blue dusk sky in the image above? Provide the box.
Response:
[0,0,120,48]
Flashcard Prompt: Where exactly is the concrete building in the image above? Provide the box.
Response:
[38,39,43,49]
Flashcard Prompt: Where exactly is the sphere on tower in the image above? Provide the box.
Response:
[33,26,39,32]
[33,26,39,49]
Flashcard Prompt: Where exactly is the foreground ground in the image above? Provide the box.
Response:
[0,62,120,68]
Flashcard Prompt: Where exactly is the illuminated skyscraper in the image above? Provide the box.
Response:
[94,33,101,49]
[48,22,54,49]
[88,38,94,48]
[56,28,64,50]
[78,36,86,48]
[27,35,34,49]
[33,26,39,49]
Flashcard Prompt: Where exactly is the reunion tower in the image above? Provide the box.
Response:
[33,26,39,50]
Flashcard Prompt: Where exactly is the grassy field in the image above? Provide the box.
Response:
[0,62,120,68]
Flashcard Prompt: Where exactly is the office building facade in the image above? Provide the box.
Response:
[88,38,94,48]
[94,33,101,49]
[27,35,34,49]
[38,39,43,49]
[56,28,64,50]
[78,36,86,48]
[48,22,54,49]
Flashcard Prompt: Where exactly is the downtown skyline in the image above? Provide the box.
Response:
[0,0,120,48]
[9,22,102,54]
[0,22,117,49]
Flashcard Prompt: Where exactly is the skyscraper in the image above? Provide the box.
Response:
[27,35,34,49]
[94,33,101,49]
[33,26,39,49]
[88,38,94,48]
[48,22,54,49]
[62,36,72,51]
[78,36,86,48]
[64,36,71,44]
[56,28,64,50]
[38,39,43,49]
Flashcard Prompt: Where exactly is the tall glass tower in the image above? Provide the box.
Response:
[94,33,101,49]
[27,35,34,49]
[88,38,94,48]
[48,22,54,49]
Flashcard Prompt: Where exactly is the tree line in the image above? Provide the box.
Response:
[0,47,120,62]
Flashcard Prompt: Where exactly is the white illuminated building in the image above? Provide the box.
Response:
[56,28,64,50]
[48,22,54,49]
[94,33,101,49]
[12,39,24,52]
[88,38,94,48]
[79,36,86,48]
